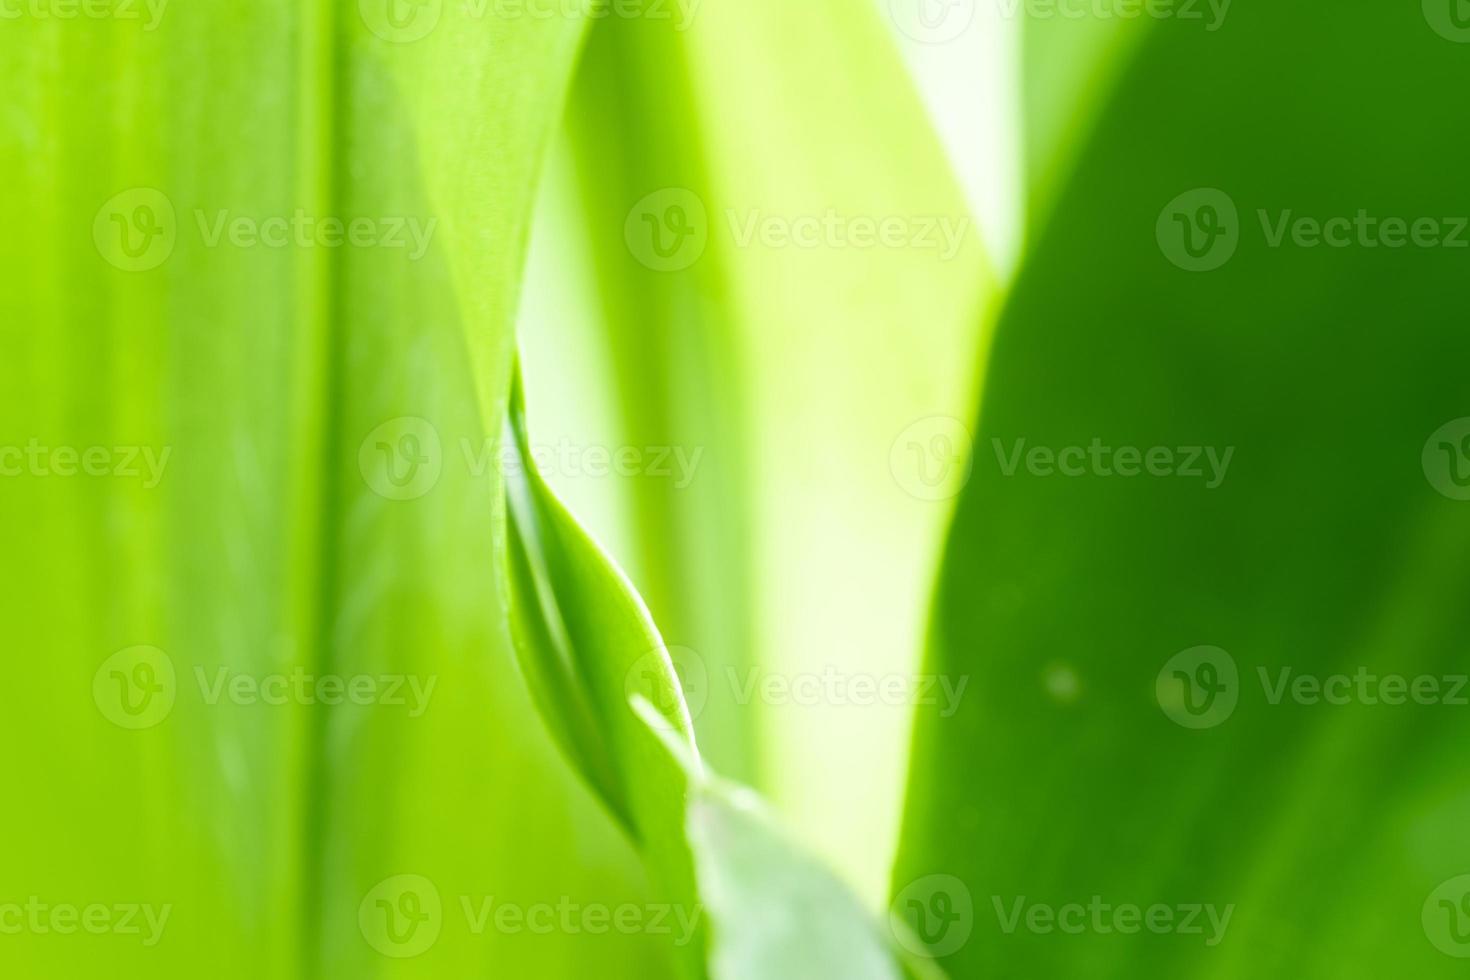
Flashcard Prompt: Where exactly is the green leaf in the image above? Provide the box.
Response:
[1020,13,1149,231]
[0,4,674,978]
[628,700,927,980]
[895,2,1470,977]
[553,9,760,783]
[522,0,992,904]
[507,363,942,978]
[503,365,707,976]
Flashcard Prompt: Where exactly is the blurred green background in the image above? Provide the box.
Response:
[3,0,1470,977]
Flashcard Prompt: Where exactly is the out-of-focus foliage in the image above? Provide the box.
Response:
[0,1,960,977]
[0,3,662,978]
[522,0,989,904]
[8,0,1453,977]
[895,2,1470,977]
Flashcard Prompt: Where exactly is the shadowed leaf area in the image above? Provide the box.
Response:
[895,2,1470,977]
